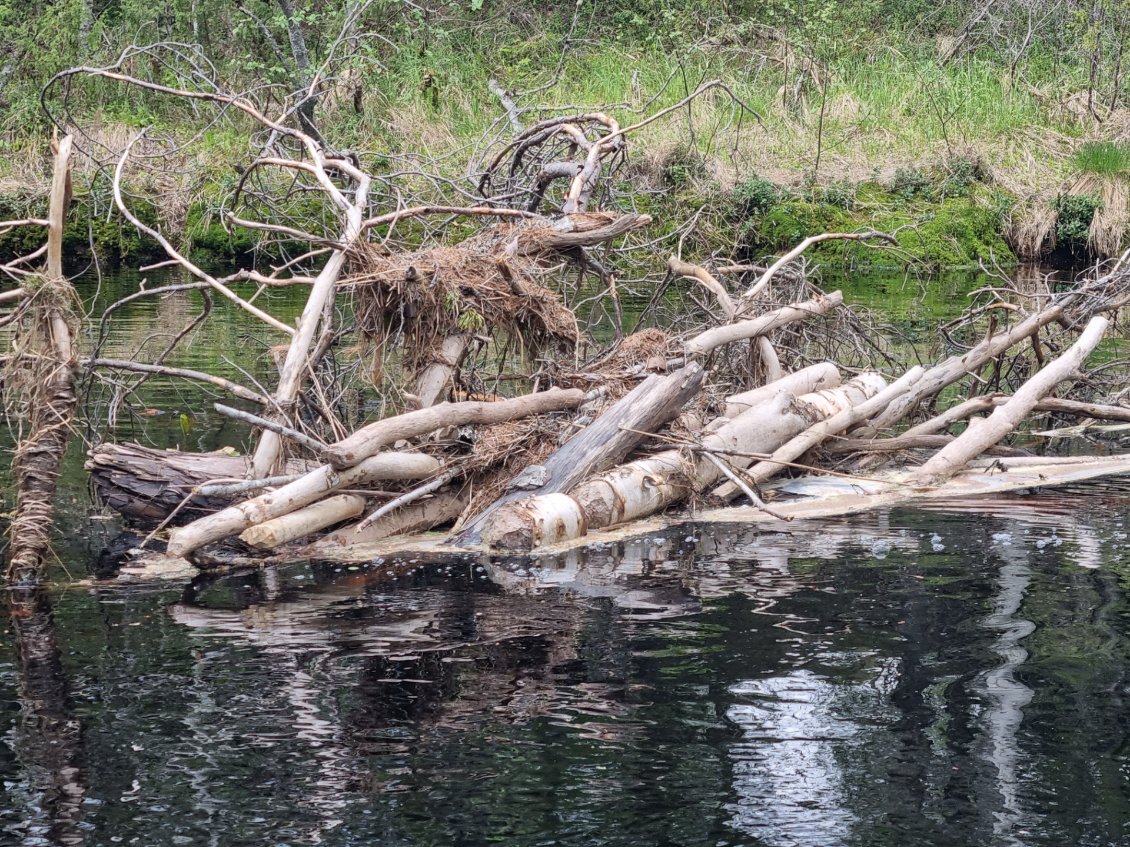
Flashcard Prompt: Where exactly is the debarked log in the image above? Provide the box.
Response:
[449,363,707,546]
[482,373,887,550]
[724,363,841,418]
[911,315,1110,484]
[166,452,441,557]
[300,489,470,554]
[239,494,366,549]
[325,388,584,469]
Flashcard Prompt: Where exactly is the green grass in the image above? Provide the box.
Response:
[1071,141,1130,176]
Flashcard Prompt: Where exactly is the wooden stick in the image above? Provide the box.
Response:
[325,388,584,469]
[357,471,459,529]
[86,358,271,405]
[741,231,895,302]
[685,292,843,356]
[667,255,736,319]
[703,452,792,521]
[213,403,327,456]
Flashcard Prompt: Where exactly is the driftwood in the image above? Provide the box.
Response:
[913,315,1109,483]
[165,452,440,557]
[482,374,887,550]
[326,388,584,469]
[239,494,366,549]
[86,443,318,524]
[450,363,706,546]
[301,489,470,554]
[684,291,843,356]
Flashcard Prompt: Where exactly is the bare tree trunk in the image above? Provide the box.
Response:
[6,137,78,586]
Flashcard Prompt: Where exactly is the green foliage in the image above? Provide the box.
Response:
[661,145,706,188]
[1055,194,1101,247]
[1071,141,1130,176]
[891,166,936,201]
[731,178,786,219]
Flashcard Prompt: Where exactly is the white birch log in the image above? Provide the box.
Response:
[482,374,886,550]
[300,489,469,552]
[166,452,440,557]
[239,494,365,549]
[714,367,924,500]
[325,388,584,469]
[912,315,1109,483]
[725,363,842,418]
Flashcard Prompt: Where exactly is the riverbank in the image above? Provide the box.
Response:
[2,31,1128,271]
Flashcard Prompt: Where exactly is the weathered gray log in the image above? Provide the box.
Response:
[325,388,585,469]
[825,433,1030,457]
[449,363,706,546]
[86,443,318,524]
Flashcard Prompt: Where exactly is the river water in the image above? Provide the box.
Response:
[2,267,1130,846]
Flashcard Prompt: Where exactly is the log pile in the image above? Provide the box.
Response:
[22,58,1130,569]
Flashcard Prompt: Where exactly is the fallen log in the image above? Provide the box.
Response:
[300,489,469,554]
[481,373,887,550]
[912,315,1109,483]
[325,388,584,469]
[239,494,366,549]
[449,363,706,546]
[825,433,1031,457]
[724,363,841,418]
[713,366,925,501]
[86,443,318,524]
[683,291,843,356]
[165,452,441,557]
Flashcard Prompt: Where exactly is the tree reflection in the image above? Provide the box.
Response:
[4,588,86,846]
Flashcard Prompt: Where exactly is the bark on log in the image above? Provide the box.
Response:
[325,388,584,469]
[166,452,441,557]
[86,444,321,524]
[300,489,469,553]
[449,363,706,546]
[684,291,843,356]
[724,363,841,418]
[239,494,365,549]
[6,136,77,585]
[713,367,924,501]
[482,374,886,550]
[912,315,1109,483]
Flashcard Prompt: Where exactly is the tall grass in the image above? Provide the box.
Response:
[1071,141,1130,176]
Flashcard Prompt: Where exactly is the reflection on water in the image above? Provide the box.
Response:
[3,491,1130,845]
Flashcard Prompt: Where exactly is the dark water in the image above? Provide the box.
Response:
[4,266,1130,846]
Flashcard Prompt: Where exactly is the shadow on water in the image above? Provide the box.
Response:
[4,489,1130,845]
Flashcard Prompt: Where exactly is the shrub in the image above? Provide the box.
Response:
[1054,194,1101,248]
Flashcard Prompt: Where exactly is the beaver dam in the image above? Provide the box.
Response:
[0,52,1128,584]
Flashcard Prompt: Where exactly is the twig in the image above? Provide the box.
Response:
[356,469,460,529]
[703,452,793,521]
[213,403,329,456]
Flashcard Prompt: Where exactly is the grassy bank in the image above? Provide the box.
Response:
[2,9,1128,270]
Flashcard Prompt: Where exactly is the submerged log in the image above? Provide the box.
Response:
[449,363,706,546]
[482,373,887,550]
